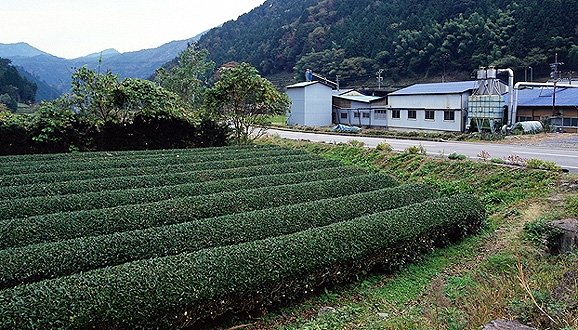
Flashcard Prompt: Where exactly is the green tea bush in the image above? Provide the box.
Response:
[0,159,342,199]
[0,173,398,248]
[0,195,484,329]
[0,144,276,164]
[0,166,364,219]
[0,153,320,187]
[0,183,436,288]
[0,145,303,176]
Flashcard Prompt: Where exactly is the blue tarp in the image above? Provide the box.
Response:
[332,124,362,132]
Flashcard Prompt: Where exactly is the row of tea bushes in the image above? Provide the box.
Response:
[0,173,398,249]
[0,166,368,219]
[0,159,343,200]
[0,183,436,288]
[0,144,279,166]
[0,145,303,176]
[0,153,320,187]
[0,195,485,329]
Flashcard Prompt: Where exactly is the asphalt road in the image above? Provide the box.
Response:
[266,129,578,173]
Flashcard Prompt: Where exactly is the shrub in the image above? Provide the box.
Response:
[0,145,302,176]
[0,183,437,288]
[448,152,467,160]
[0,195,484,329]
[0,173,398,248]
[376,141,393,152]
[0,159,342,200]
[0,152,319,187]
[526,158,562,171]
[405,144,427,155]
[0,166,366,219]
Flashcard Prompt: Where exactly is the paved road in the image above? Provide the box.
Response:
[266,129,578,173]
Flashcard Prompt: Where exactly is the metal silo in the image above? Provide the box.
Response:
[467,67,510,133]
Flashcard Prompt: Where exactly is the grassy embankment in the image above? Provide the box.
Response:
[213,136,578,330]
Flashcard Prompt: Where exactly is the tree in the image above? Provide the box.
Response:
[205,63,290,144]
[68,66,181,127]
[154,46,214,111]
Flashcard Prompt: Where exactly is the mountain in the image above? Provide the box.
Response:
[0,42,49,58]
[0,58,37,111]
[0,33,205,101]
[196,0,578,87]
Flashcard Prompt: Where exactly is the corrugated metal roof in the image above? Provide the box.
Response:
[286,81,320,89]
[517,87,578,107]
[333,89,355,95]
[334,94,384,103]
[389,81,479,96]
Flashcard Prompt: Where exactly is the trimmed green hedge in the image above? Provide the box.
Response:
[0,153,320,187]
[0,173,398,249]
[0,144,280,166]
[0,195,485,329]
[0,159,343,200]
[0,146,304,177]
[0,166,367,219]
[0,183,436,288]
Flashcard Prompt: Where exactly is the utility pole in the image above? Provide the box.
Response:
[550,53,564,119]
[376,69,384,89]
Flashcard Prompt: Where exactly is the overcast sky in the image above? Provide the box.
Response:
[2,0,266,59]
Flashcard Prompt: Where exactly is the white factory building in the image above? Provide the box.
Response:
[286,80,506,133]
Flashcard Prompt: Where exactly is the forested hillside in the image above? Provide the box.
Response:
[197,0,578,86]
[0,58,36,112]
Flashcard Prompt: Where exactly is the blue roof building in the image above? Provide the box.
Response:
[516,86,578,132]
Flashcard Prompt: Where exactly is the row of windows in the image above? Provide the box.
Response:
[338,110,456,121]
[393,110,454,121]
[520,116,578,127]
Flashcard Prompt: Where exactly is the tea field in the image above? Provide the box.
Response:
[0,145,485,329]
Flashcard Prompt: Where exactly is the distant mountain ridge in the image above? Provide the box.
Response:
[0,33,205,101]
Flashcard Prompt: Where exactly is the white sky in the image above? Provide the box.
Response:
[1,0,266,59]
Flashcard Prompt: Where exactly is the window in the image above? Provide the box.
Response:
[363,112,370,118]
[354,112,360,118]
[444,110,455,121]
[425,110,435,120]
[408,110,416,119]
[375,110,387,119]
[392,109,401,119]
[340,113,348,119]
[518,116,533,122]
[563,117,578,127]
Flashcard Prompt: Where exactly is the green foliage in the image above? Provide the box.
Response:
[0,65,229,154]
[205,63,291,144]
[405,145,427,155]
[0,150,316,187]
[0,167,367,220]
[523,217,564,246]
[154,46,214,110]
[0,173,397,249]
[376,141,393,152]
[0,57,36,111]
[0,194,484,329]
[0,183,436,289]
[69,66,181,126]
[0,158,336,200]
[197,0,578,85]
[526,158,562,171]
[448,152,467,160]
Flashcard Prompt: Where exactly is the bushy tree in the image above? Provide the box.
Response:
[205,63,290,144]
[154,46,214,110]
[68,66,181,127]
